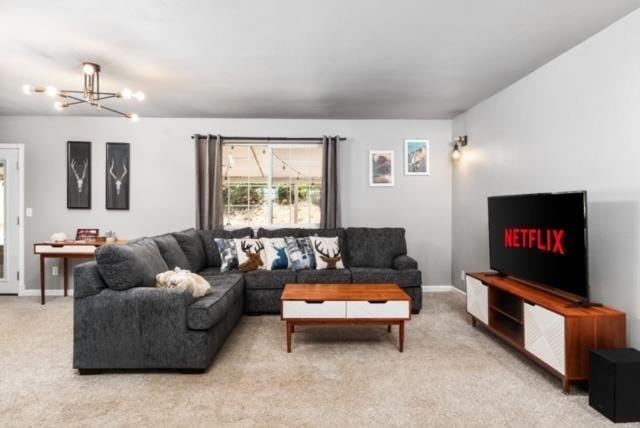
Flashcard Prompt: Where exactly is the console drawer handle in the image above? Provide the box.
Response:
[304,300,325,304]
[368,300,388,304]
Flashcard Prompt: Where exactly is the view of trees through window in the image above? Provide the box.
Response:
[222,144,323,226]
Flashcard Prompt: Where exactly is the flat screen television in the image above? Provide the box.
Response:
[488,191,589,301]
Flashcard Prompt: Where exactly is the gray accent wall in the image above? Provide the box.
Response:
[451,10,640,347]
[0,117,452,293]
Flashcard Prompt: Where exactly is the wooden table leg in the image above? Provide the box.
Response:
[388,324,391,333]
[562,378,571,394]
[286,321,293,353]
[63,258,68,297]
[40,255,45,305]
[399,321,405,352]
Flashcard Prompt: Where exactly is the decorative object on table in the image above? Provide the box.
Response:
[49,232,68,242]
[589,348,640,423]
[106,142,130,210]
[369,150,394,186]
[105,230,117,243]
[67,141,91,209]
[214,238,239,272]
[155,267,212,298]
[261,237,290,270]
[309,236,343,269]
[75,228,99,241]
[404,139,430,175]
[22,62,143,121]
[234,238,266,272]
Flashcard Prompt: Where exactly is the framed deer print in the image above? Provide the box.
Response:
[106,142,130,210]
[67,141,91,209]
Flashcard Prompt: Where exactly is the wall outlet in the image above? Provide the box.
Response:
[460,270,466,281]
[52,266,59,276]
[25,208,33,217]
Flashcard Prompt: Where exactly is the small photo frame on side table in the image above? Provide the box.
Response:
[76,228,99,242]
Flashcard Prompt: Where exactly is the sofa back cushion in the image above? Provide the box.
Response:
[152,234,190,270]
[346,228,407,268]
[172,229,208,271]
[256,227,302,238]
[95,238,168,290]
[198,227,253,267]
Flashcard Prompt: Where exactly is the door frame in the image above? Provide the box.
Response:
[0,144,25,295]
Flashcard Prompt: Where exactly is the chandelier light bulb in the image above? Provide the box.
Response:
[121,88,132,99]
[82,63,95,75]
[44,85,58,97]
[134,91,145,101]
[127,113,139,122]
[22,84,33,95]
[54,101,64,111]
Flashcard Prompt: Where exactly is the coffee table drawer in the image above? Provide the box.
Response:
[346,300,409,319]
[282,300,346,318]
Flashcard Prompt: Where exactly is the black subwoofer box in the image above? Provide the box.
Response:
[589,348,640,423]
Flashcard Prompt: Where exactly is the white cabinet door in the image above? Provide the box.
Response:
[524,303,566,375]
[466,276,488,324]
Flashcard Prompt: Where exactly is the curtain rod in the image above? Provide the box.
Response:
[191,135,346,142]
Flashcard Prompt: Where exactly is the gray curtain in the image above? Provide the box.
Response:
[195,134,224,229]
[320,135,339,228]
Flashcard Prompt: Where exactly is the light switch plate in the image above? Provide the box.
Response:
[26,208,32,217]
[52,266,59,276]
[460,270,466,281]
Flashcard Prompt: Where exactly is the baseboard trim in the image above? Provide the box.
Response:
[20,289,74,297]
[422,285,466,295]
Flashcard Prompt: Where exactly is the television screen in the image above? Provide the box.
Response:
[488,191,588,299]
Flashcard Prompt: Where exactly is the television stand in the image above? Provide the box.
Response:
[465,272,626,393]
[566,301,604,308]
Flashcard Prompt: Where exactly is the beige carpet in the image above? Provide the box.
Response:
[0,292,621,427]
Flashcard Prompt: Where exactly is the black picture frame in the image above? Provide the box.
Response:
[106,142,130,210]
[67,141,91,209]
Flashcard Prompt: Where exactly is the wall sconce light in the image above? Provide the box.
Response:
[452,135,468,160]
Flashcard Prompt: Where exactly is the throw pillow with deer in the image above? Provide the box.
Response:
[233,239,267,272]
[261,238,290,270]
[309,236,344,270]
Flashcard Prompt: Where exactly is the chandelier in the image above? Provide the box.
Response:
[22,62,144,121]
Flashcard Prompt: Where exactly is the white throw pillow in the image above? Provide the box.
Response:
[309,236,344,270]
[233,238,267,272]
[261,237,290,270]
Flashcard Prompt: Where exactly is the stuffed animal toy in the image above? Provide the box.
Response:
[155,267,212,298]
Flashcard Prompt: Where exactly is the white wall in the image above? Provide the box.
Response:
[0,117,452,292]
[451,10,640,347]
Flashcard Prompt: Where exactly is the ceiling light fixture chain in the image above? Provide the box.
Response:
[22,62,143,121]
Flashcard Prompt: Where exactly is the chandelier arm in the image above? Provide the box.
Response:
[64,94,129,117]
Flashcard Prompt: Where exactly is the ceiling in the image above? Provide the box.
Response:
[1,0,639,119]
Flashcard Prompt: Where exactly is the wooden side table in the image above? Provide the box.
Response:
[33,240,126,305]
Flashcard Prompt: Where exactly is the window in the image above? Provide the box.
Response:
[222,144,323,226]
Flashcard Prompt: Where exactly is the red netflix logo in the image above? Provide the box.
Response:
[504,228,566,255]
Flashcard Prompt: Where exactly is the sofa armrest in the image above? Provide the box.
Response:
[74,286,196,369]
[393,255,418,270]
[74,261,107,299]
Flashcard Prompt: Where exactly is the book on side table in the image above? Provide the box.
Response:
[280,283,412,352]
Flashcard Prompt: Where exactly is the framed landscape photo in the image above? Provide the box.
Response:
[67,141,91,209]
[404,139,430,175]
[369,150,394,186]
[106,142,130,210]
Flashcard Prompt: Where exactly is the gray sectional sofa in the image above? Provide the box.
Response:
[73,227,422,373]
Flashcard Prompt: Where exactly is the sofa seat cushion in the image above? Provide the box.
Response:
[296,268,351,284]
[244,269,297,290]
[197,267,239,277]
[350,267,421,288]
[187,273,244,330]
[152,234,190,270]
[346,227,407,268]
[95,238,168,291]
